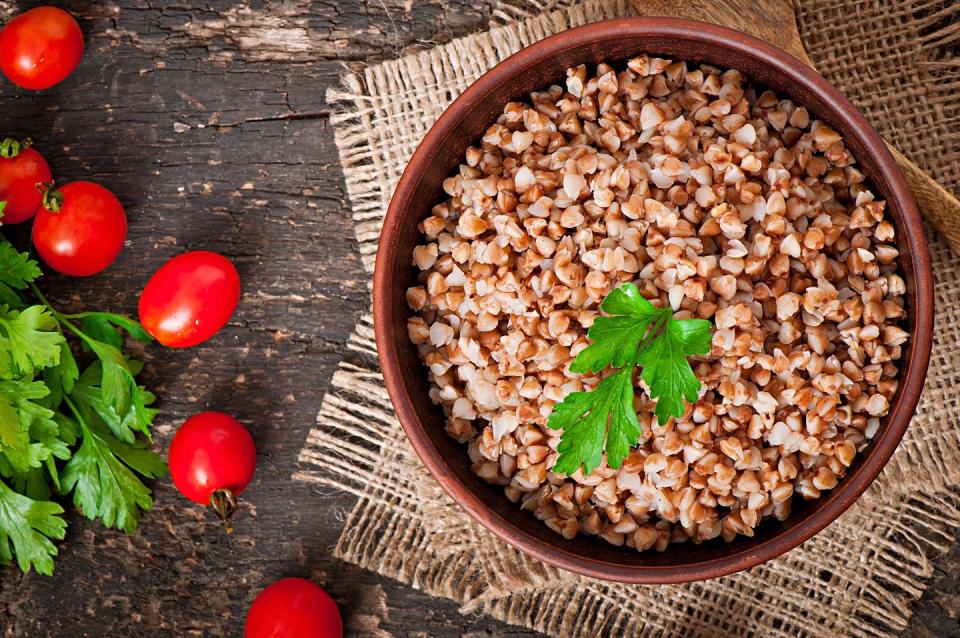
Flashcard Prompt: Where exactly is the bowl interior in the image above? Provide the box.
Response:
[377,18,930,582]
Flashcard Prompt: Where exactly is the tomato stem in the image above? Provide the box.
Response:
[0,137,30,159]
[210,488,238,534]
[37,182,63,213]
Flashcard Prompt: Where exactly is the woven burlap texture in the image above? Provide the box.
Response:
[293,1,960,636]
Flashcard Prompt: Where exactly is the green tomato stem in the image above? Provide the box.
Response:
[37,183,63,214]
[0,137,30,159]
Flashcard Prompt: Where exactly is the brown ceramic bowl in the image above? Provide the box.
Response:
[373,17,933,583]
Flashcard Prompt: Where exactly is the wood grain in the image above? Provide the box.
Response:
[0,0,952,635]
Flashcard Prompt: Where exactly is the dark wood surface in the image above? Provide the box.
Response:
[0,1,954,636]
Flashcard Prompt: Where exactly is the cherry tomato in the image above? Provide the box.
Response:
[245,578,343,638]
[138,251,240,348]
[0,138,51,224]
[0,7,84,90]
[168,411,256,531]
[32,181,127,276]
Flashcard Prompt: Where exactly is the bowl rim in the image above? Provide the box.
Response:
[373,16,934,584]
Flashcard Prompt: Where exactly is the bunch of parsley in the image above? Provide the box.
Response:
[0,202,165,575]
[548,283,713,475]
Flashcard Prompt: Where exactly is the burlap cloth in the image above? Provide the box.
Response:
[294,1,960,635]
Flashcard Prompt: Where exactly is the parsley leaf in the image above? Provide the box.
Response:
[0,377,50,446]
[42,340,79,410]
[0,241,42,290]
[74,315,154,424]
[80,315,124,349]
[0,387,26,451]
[0,305,64,376]
[548,366,639,475]
[79,312,153,344]
[0,231,165,575]
[0,477,66,576]
[569,283,666,374]
[637,317,713,425]
[84,339,136,418]
[6,466,54,502]
[18,399,71,492]
[0,377,58,472]
[1,442,53,478]
[60,396,164,533]
[70,361,156,443]
[0,240,42,307]
[547,284,713,475]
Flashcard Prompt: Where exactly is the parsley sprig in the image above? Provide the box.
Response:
[0,202,164,575]
[548,283,712,476]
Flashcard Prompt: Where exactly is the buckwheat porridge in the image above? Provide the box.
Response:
[404,56,907,550]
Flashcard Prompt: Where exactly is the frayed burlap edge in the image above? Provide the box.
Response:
[295,1,960,636]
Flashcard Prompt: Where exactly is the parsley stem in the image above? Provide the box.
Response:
[59,311,105,320]
[28,282,100,351]
[62,394,90,435]
[634,309,671,363]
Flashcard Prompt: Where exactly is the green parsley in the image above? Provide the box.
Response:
[548,283,712,475]
[0,201,164,575]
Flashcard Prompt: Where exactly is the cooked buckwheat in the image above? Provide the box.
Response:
[406,56,906,550]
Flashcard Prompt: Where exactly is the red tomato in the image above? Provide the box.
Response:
[0,7,84,90]
[32,181,127,276]
[138,251,240,348]
[168,411,256,505]
[168,411,256,531]
[245,578,343,638]
[0,139,52,224]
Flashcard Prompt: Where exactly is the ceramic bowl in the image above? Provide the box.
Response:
[372,17,933,583]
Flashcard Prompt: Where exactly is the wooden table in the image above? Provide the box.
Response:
[0,2,955,636]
